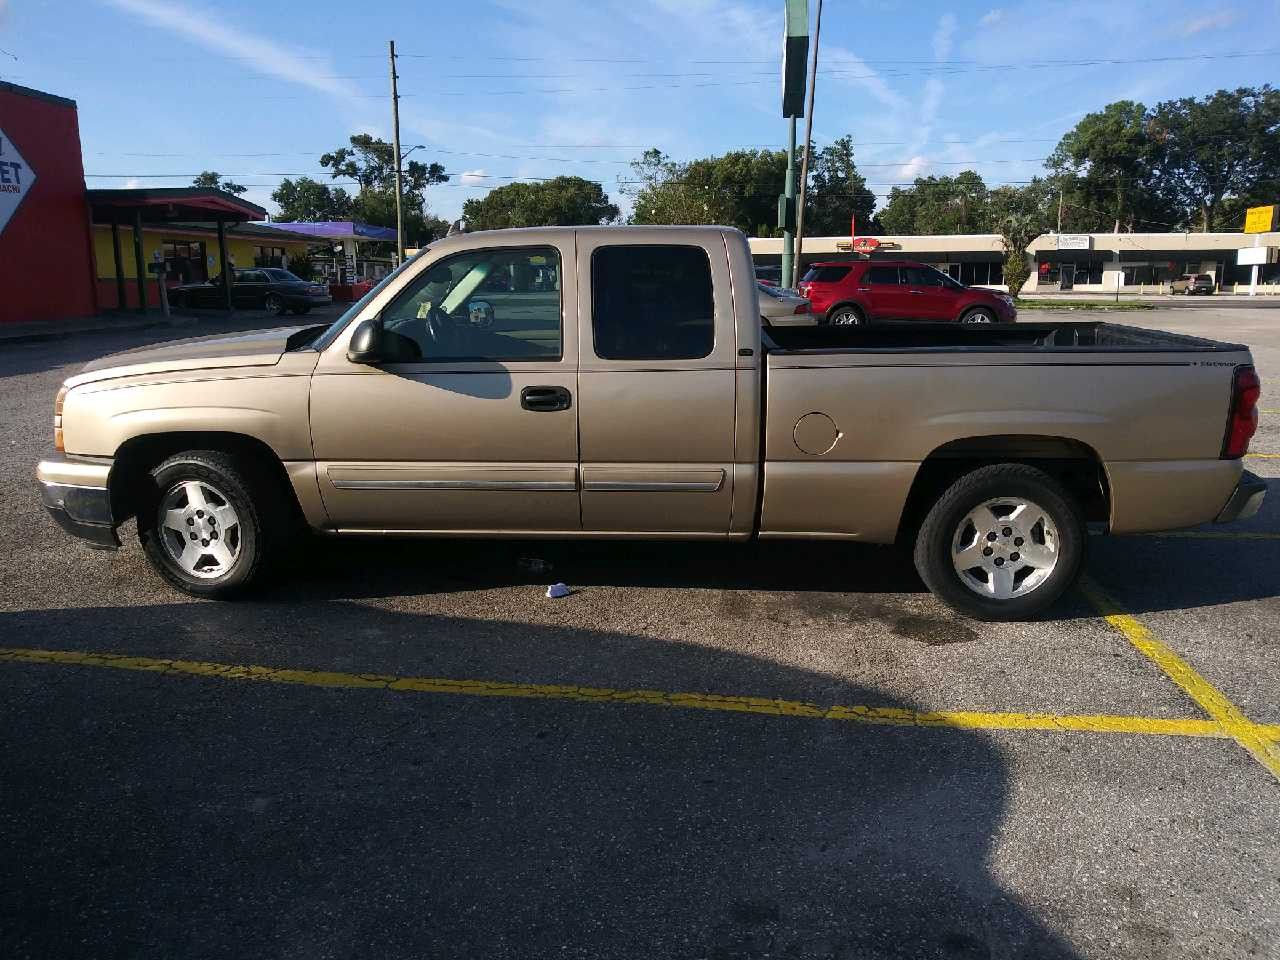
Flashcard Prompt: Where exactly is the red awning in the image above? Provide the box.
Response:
[87,188,267,223]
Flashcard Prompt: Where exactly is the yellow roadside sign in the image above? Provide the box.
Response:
[1244,205,1276,233]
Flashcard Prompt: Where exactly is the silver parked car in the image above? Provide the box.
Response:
[757,282,815,326]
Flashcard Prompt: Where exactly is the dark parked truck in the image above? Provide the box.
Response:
[38,226,1265,620]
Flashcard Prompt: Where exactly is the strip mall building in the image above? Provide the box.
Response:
[752,230,1280,294]
[0,81,314,326]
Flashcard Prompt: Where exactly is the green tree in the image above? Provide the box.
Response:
[263,135,452,246]
[320,133,447,200]
[270,176,354,222]
[626,148,787,235]
[877,171,990,234]
[462,176,619,230]
[1150,86,1280,231]
[191,170,247,195]
[803,136,879,235]
[1047,101,1175,231]
[987,180,1056,297]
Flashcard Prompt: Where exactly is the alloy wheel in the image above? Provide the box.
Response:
[158,480,243,579]
[950,497,1059,600]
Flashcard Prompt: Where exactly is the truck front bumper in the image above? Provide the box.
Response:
[35,457,120,549]
[1215,470,1267,524]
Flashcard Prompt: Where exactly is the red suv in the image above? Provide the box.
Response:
[798,260,1017,325]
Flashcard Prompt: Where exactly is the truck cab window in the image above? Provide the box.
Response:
[379,246,563,361]
[591,245,714,360]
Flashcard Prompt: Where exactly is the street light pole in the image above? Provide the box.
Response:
[388,39,405,265]
[782,117,797,289]
[794,0,822,277]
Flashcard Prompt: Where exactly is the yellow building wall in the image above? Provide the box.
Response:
[91,225,311,279]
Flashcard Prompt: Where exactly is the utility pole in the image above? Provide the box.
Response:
[782,118,797,289]
[388,40,405,265]
[794,0,822,277]
[1057,188,1063,234]
[779,0,809,290]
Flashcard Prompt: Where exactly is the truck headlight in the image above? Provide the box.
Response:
[54,384,67,452]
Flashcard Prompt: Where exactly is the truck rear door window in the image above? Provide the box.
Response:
[591,245,714,360]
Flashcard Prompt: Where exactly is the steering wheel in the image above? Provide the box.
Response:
[421,304,456,352]
[386,305,456,354]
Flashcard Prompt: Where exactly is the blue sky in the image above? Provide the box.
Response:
[2,0,1277,221]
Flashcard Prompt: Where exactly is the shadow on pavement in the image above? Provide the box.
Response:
[0,601,1079,960]
[276,536,926,600]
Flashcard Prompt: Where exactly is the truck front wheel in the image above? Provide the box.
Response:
[138,451,279,598]
[913,464,1086,621]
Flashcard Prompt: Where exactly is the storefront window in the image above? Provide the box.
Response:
[254,245,286,268]
[162,240,207,283]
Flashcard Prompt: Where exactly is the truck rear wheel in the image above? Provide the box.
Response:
[913,464,1085,621]
[138,451,280,598]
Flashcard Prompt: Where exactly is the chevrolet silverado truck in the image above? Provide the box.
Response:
[37,226,1265,620]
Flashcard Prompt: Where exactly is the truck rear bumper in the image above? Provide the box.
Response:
[35,458,120,549]
[1215,470,1267,524]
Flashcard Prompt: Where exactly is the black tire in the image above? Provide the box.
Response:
[961,307,995,324]
[264,293,285,316]
[912,464,1086,621]
[827,305,866,326]
[138,451,284,598]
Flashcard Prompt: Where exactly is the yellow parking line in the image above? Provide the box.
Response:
[0,646,1233,741]
[1246,453,1280,459]
[1080,580,1280,782]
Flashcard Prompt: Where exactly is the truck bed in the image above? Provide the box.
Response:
[762,321,1245,354]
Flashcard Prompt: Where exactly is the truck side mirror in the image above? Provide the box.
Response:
[346,318,385,364]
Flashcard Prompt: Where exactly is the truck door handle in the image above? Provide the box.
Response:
[908,289,925,294]
[521,385,572,412]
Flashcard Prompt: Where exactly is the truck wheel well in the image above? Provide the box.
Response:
[109,432,301,527]
[896,435,1110,543]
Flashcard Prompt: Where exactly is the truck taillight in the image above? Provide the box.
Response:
[54,385,67,452]
[1222,365,1261,459]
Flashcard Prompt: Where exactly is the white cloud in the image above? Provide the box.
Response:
[1182,11,1237,34]
[897,156,929,180]
[979,8,1005,26]
[932,13,958,61]
[100,0,360,105]
[460,169,488,186]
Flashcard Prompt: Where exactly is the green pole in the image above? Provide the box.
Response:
[782,116,797,289]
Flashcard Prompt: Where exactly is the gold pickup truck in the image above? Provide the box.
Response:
[36,226,1265,620]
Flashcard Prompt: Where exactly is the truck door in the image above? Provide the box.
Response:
[309,237,581,533]
[575,233,738,535]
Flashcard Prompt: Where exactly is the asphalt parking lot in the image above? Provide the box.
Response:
[2,305,1278,959]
